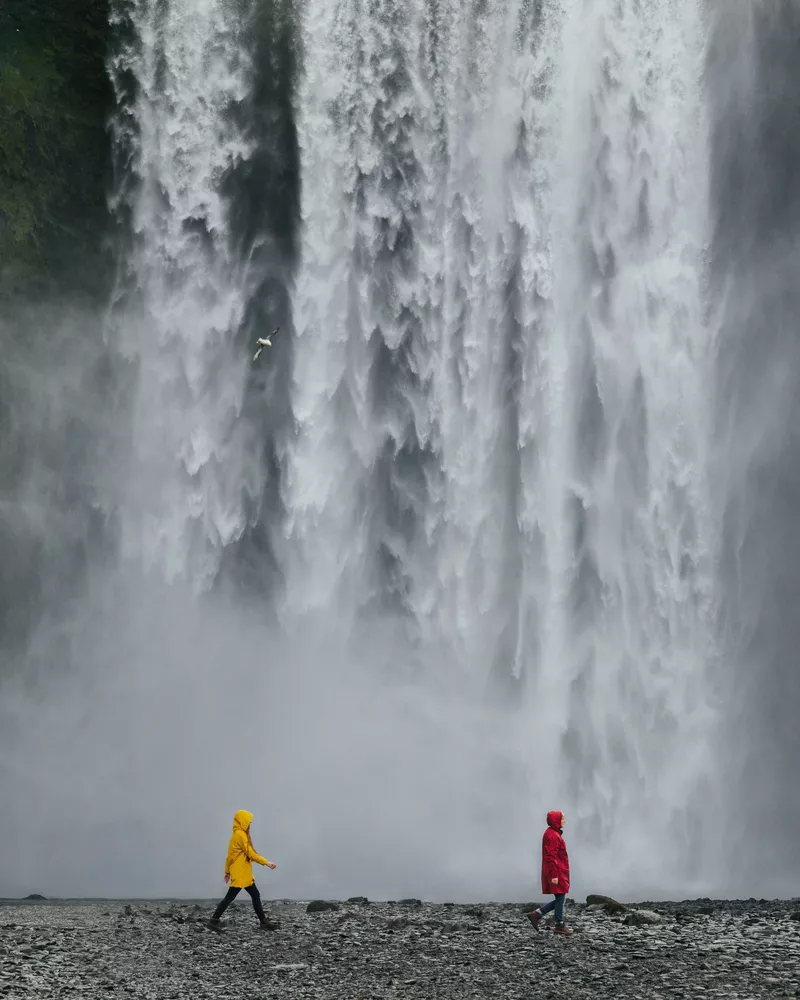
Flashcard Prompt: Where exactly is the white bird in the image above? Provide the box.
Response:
[253,326,280,362]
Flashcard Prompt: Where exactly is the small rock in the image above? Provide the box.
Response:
[399,898,422,906]
[624,909,664,926]
[346,896,370,905]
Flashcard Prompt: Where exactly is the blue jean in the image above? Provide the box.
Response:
[540,893,566,923]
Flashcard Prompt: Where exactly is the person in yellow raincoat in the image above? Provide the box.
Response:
[208,810,278,931]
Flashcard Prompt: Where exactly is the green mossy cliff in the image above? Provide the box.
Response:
[0,0,113,297]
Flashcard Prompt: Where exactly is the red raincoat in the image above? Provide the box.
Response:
[541,810,570,895]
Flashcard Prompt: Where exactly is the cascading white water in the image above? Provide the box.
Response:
[540,0,717,864]
[287,0,718,888]
[106,0,260,586]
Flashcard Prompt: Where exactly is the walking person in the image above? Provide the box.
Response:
[527,810,574,935]
[208,810,279,932]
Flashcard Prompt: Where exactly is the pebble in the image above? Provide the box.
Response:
[0,898,798,998]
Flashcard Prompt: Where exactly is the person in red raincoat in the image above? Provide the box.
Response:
[527,810,573,935]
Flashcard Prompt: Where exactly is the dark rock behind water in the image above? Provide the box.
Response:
[0,1,113,297]
[0,898,799,998]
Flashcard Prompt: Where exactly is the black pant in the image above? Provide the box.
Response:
[212,883,266,922]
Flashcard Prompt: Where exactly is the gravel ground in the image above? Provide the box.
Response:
[1,896,799,998]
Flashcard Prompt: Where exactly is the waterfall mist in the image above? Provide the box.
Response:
[1,0,799,902]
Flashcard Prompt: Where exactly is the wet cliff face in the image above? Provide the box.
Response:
[0,3,114,661]
[709,0,800,879]
[0,1,298,301]
[0,1,113,297]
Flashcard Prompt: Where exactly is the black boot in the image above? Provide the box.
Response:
[259,917,280,931]
[527,909,542,932]
[207,917,224,932]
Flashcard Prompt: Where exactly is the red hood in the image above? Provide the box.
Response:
[546,810,564,831]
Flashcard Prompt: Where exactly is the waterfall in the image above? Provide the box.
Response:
[285,0,717,884]
[106,0,262,586]
[0,0,740,900]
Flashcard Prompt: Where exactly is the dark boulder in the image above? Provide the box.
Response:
[586,894,627,914]
[306,900,340,914]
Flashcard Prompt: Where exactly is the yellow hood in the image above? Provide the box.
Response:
[232,810,253,834]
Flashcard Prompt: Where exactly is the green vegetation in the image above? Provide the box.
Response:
[0,0,113,296]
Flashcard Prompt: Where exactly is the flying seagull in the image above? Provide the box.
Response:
[253,326,280,362]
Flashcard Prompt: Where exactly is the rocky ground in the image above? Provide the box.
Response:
[1,896,799,999]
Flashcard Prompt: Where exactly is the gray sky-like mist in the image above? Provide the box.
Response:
[0,559,540,902]
[0,557,752,902]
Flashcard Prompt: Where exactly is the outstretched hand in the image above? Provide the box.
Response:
[267,862,277,870]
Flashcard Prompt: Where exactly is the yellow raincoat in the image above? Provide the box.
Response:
[225,810,270,888]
